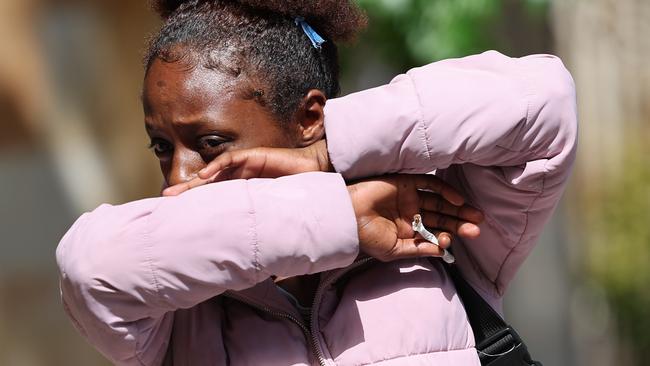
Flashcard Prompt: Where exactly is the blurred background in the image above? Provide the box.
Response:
[0,0,648,364]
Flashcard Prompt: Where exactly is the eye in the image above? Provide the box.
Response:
[197,135,229,152]
[148,138,173,156]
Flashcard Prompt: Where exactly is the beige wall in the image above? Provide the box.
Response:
[1,1,158,364]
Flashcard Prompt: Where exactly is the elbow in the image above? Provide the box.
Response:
[55,212,116,346]
[57,213,97,292]
[542,55,575,98]
[57,211,112,293]
[526,55,579,163]
[56,207,156,313]
[548,56,578,150]
[56,208,167,365]
[534,55,577,126]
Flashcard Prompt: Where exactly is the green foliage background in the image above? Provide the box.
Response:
[348,0,550,69]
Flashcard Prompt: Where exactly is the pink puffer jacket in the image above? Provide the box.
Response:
[56,51,577,365]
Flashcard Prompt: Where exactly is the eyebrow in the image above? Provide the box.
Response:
[144,122,158,131]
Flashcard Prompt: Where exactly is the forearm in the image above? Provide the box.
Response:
[324,51,576,178]
[56,172,358,363]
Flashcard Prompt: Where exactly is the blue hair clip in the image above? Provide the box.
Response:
[295,17,326,49]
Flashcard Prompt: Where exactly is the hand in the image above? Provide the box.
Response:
[163,140,331,196]
[347,174,483,261]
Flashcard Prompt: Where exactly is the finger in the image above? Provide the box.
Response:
[410,175,465,206]
[162,182,190,196]
[386,238,447,260]
[408,218,453,248]
[428,230,453,249]
[417,191,484,223]
[420,211,481,239]
[198,151,241,179]
[209,167,235,183]
[395,218,452,249]
[162,177,211,196]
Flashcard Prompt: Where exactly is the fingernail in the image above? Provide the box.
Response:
[467,224,480,236]
[459,222,480,237]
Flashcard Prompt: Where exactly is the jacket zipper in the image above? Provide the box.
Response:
[223,257,375,366]
[309,257,375,366]
[223,291,328,366]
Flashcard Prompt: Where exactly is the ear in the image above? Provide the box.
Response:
[294,89,327,147]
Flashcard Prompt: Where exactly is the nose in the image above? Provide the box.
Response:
[166,148,206,187]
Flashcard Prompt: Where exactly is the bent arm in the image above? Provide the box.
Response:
[324,51,578,298]
[56,172,358,365]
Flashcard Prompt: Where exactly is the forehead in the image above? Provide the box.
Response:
[142,58,284,136]
[142,58,240,116]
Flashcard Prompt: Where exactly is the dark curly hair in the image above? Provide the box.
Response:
[146,0,367,122]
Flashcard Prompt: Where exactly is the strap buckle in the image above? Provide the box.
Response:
[477,326,523,360]
[476,327,542,365]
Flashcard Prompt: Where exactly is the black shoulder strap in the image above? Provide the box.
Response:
[445,263,508,341]
[443,262,543,366]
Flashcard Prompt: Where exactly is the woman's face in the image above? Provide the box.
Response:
[142,58,300,187]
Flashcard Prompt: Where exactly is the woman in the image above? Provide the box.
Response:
[56,0,577,365]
